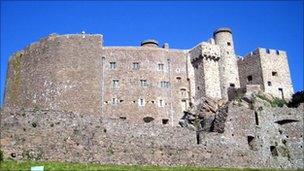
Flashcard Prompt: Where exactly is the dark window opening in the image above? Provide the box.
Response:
[266,49,270,54]
[278,88,284,100]
[247,75,253,82]
[275,119,299,125]
[270,146,278,157]
[196,132,201,144]
[176,77,181,82]
[143,117,154,123]
[247,136,255,150]
[197,86,200,90]
[272,72,278,76]
[230,83,235,88]
[162,119,169,125]
[255,111,259,125]
[119,117,126,120]
[276,50,280,55]
[268,81,272,86]
[151,101,155,104]
[247,136,254,144]
[227,42,231,46]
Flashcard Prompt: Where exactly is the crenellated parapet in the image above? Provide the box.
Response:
[189,42,221,64]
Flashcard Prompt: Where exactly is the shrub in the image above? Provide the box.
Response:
[0,148,3,161]
[288,90,304,108]
[256,94,286,107]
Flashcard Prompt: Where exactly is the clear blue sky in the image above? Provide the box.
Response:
[0,1,303,106]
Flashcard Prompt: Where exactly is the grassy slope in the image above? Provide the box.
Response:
[1,160,301,171]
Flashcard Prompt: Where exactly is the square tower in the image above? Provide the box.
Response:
[238,48,294,100]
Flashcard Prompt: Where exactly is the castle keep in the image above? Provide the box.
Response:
[4,27,294,125]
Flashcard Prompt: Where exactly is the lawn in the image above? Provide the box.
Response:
[1,160,302,171]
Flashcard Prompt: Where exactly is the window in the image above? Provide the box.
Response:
[140,80,148,87]
[110,62,116,69]
[176,77,181,82]
[112,98,118,105]
[138,99,145,107]
[247,75,253,82]
[266,49,270,54]
[276,50,280,55]
[272,72,278,76]
[230,83,235,88]
[158,99,164,107]
[254,111,259,125]
[158,63,164,71]
[227,51,230,54]
[143,117,154,123]
[161,81,170,88]
[267,81,272,86]
[162,119,169,125]
[227,42,231,46]
[133,62,140,70]
[180,88,187,97]
[113,80,119,88]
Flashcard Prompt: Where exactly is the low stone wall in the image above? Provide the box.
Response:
[1,103,303,168]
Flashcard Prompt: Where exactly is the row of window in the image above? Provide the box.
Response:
[112,80,171,88]
[110,62,165,71]
[119,116,169,125]
[105,98,166,107]
[246,72,278,83]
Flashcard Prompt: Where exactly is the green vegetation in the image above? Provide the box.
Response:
[288,90,304,108]
[256,94,286,107]
[1,160,300,171]
[0,149,3,162]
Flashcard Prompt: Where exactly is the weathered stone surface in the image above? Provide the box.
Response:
[1,100,303,168]
[3,27,294,127]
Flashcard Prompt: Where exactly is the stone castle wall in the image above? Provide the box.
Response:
[259,48,294,100]
[214,28,240,99]
[237,48,294,100]
[189,43,222,100]
[3,28,295,125]
[101,46,192,125]
[4,34,104,114]
[1,101,303,168]
[237,49,264,89]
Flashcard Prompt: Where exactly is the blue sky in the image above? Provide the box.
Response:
[0,1,303,106]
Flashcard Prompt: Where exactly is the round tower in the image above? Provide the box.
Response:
[213,27,240,100]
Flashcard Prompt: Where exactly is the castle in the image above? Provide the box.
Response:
[4,27,294,126]
[2,27,303,169]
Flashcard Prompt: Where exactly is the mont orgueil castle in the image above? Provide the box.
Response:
[1,27,303,169]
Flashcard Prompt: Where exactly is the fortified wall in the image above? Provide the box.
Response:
[1,27,302,169]
[4,27,294,126]
[1,96,303,168]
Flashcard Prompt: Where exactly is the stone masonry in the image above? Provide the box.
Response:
[3,27,294,126]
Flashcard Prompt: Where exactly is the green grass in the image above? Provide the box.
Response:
[1,160,302,171]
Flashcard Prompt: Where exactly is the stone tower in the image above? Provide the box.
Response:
[213,27,240,99]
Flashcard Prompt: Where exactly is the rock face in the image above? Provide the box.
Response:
[1,96,303,169]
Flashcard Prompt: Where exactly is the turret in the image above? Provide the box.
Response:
[213,27,240,100]
[213,27,235,55]
[140,39,159,47]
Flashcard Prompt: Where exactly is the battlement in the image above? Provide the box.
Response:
[241,48,287,61]
[189,42,221,63]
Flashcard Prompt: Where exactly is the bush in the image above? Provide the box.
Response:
[256,94,286,107]
[0,149,3,161]
[288,90,304,108]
